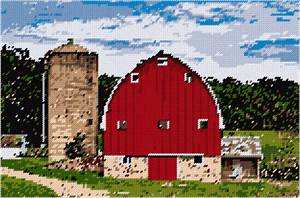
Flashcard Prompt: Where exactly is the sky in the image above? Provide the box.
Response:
[1,1,299,82]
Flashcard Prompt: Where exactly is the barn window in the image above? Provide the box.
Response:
[198,119,208,129]
[122,156,131,164]
[184,73,192,83]
[117,120,127,130]
[131,73,139,83]
[194,156,203,164]
[157,57,168,66]
[157,120,170,130]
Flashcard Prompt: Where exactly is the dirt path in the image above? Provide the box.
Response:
[1,167,109,197]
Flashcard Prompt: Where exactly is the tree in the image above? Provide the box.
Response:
[207,77,299,131]
[98,74,120,123]
[1,45,43,147]
[64,132,87,159]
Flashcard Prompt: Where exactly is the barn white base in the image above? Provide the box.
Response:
[177,156,221,182]
[104,156,148,179]
[104,155,221,182]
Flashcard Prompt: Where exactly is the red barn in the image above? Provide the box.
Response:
[103,51,223,182]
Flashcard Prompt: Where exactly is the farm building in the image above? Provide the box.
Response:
[221,136,263,182]
[103,51,224,182]
[45,39,98,162]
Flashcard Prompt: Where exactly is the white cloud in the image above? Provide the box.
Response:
[1,2,299,82]
[165,2,237,17]
[3,12,230,44]
[195,57,299,82]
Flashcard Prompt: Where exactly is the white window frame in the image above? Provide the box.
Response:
[130,73,139,83]
[197,119,208,129]
[117,120,127,130]
[157,57,168,66]
[158,120,170,130]
[122,156,131,165]
[184,73,192,83]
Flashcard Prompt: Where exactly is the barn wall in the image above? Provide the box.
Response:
[104,156,148,179]
[177,156,221,182]
[105,55,221,156]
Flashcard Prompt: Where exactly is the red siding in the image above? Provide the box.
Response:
[104,53,221,156]
[149,157,177,180]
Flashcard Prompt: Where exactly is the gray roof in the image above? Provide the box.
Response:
[221,136,263,158]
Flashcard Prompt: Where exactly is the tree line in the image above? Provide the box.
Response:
[206,77,299,131]
[1,45,299,147]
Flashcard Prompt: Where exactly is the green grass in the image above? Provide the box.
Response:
[1,157,49,170]
[223,130,299,161]
[1,175,58,197]
[1,157,298,197]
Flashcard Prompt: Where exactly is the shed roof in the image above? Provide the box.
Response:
[221,136,263,158]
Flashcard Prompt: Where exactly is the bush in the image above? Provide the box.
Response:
[64,132,87,159]
[260,160,299,180]
[97,129,103,151]
[21,147,48,157]
[260,136,299,180]
[1,135,23,148]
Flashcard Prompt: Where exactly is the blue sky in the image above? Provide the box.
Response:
[1,1,299,81]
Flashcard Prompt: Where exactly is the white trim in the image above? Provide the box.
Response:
[205,82,225,129]
[117,120,127,130]
[157,57,168,66]
[148,153,204,156]
[130,73,139,83]
[104,155,126,157]
[121,156,131,165]
[157,57,168,61]
[158,120,170,130]
[117,120,121,129]
[42,72,46,145]
[100,77,124,130]
[197,118,208,129]
[167,120,170,129]
[184,72,192,83]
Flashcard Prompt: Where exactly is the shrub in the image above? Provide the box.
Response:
[260,132,299,180]
[97,129,103,151]
[21,146,48,157]
[64,132,87,159]
[260,160,299,180]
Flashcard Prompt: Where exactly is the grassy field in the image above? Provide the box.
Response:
[1,157,298,197]
[1,175,58,197]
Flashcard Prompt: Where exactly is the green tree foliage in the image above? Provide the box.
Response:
[64,132,87,159]
[1,45,43,146]
[207,77,299,131]
[98,74,120,123]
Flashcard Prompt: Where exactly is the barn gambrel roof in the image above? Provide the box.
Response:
[100,50,224,130]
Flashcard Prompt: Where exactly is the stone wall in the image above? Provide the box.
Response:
[47,50,98,162]
[177,156,221,182]
[104,156,148,179]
